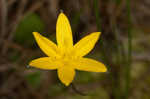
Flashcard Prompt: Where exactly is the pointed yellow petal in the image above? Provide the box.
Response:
[56,13,73,53]
[57,67,75,86]
[74,58,107,72]
[29,57,60,70]
[33,32,59,57]
[73,32,101,57]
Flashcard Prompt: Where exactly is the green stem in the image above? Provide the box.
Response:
[111,20,122,99]
[93,0,101,31]
[93,0,121,99]
[93,0,107,61]
[124,0,132,98]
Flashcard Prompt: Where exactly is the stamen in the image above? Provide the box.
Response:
[60,9,64,13]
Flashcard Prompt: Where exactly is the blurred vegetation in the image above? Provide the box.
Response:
[14,13,45,47]
[0,0,150,99]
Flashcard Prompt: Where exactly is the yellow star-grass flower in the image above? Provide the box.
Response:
[29,12,107,86]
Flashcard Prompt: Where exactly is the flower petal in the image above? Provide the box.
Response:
[56,13,73,53]
[33,32,59,57]
[74,58,107,72]
[73,32,101,57]
[29,57,60,70]
[57,67,75,86]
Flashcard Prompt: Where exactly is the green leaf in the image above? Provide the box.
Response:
[25,71,41,88]
[14,13,45,47]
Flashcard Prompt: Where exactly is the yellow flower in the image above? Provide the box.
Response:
[29,13,107,86]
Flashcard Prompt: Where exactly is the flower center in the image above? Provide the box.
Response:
[57,53,74,66]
